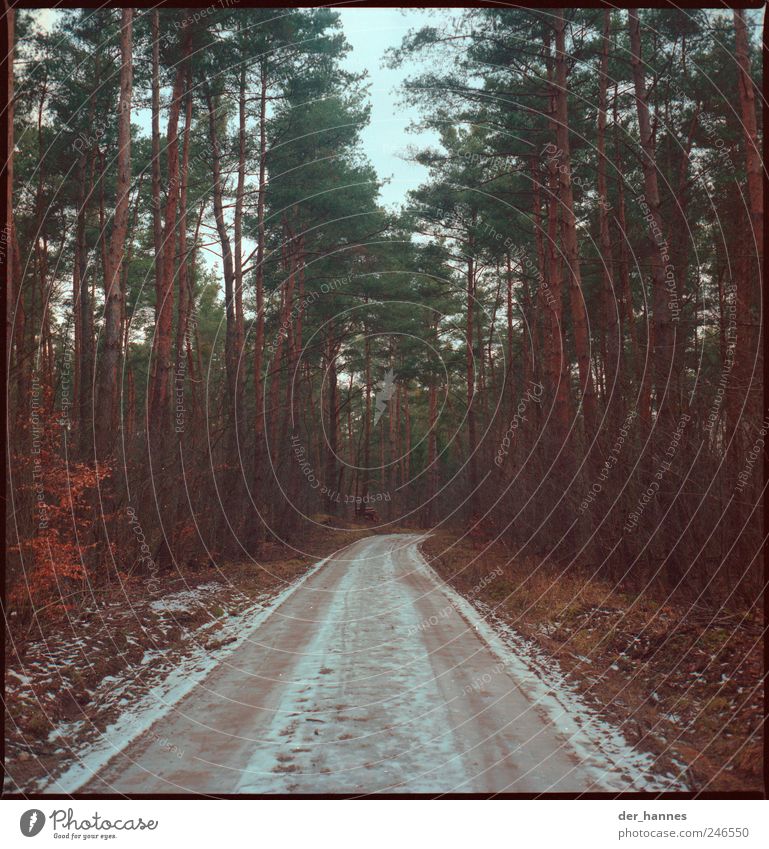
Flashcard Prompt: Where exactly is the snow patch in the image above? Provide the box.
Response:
[148,582,225,614]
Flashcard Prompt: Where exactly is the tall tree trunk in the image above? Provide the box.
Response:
[234,53,246,435]
[175,74,193,432]
[204,86,237,438]
[186,201,206,421]
[613,83,641,401]
[126,366,136,438]
[388,343,397,518]
[270,222,295,453]
[465,230,478,501]
[403,377,411,485]
[395,379,404,491]
[530,157,547,389]
[77,154,95,455]
[98,8,132,457]
[628,9,673,430]
[734,10,764,275]
[33,78,50,391]
[347,373,355,506]
[597,10,619,414]
[504,252,514,370]
[4,5,14,368]
[5,27,28,437]
[325,337,340,511]
[426,371,438,526]
[554,10,596,434]
[286,233,305,439]
[252,68,269,534]
[150,10,162,313]
[149,21,188,439]
[363,326,372,508]
[733,9,763,425]
[543,32,572,438]
[545,148,571,434]
[72,167,83,434]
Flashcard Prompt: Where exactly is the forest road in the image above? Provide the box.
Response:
[83,533,609,794]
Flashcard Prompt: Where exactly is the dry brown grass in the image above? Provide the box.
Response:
[421,528,764,793]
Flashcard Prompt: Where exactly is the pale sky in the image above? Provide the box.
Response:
[336,7,448,209]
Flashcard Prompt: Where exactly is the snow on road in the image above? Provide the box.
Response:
[68,534,670,794]
[40,554,336,794]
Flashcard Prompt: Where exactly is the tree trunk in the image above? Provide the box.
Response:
[151,10,163,314]
[597,10,619,413]
[270,222,295,454]
[426,373,437,526]
[613,83,642,401]
[71,154,84,437]
[554,10,596,434]
[363,327,372,508]
[733,9,763,425]
[234,53,246,435]
[252,68,269,533]
[4,5,14,368]
[149,21,189,439]
[403,377,411,485]
[325,337,340,511]
[204,86,238,438]
[505,253,514,392]
[628,9,673,429]
[530,158,547,388]
[546,147,571,434]
[98,8,132,457]
[465,234,478,501]
[175,73,193,434]
[286,233,305,436]
[734,10,763,275]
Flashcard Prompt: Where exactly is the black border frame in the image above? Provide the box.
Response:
[0,0,766,802]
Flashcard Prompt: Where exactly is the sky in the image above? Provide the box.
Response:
[336,7,445,209]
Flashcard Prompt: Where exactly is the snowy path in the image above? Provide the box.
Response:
[79,534,659,794]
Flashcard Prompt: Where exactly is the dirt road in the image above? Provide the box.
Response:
[81,534,644,794]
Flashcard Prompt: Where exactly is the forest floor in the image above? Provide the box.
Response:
[3,518,382,793]
[420,530,764,793]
